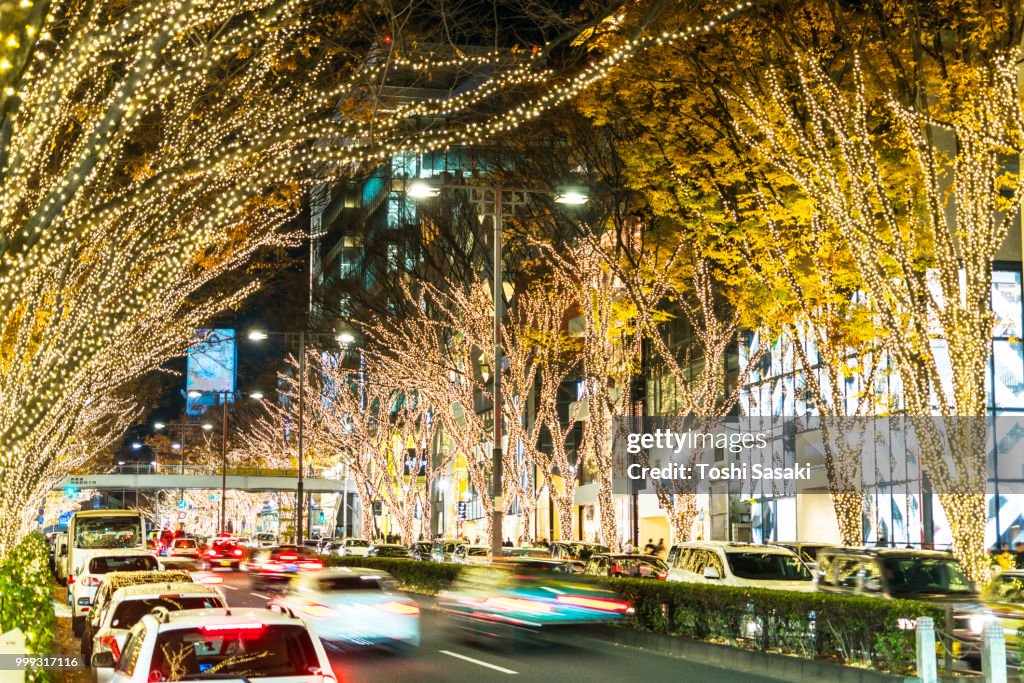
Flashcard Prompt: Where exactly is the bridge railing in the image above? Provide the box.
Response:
[75,463,334,479]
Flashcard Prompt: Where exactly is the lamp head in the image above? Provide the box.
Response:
[554,185,589,205]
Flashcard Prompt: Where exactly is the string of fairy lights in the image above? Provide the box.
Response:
[0,0,759,554]
[725,47,1024,578]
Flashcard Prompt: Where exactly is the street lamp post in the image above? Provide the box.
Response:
[408,179,587,558]
[249,328,353,543]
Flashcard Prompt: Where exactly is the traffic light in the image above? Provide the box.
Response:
[64,486,77,499]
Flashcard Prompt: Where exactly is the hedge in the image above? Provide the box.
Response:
[606,577,944,673]
[0,533,57,683]
[318,555,460,594]
[320,556,944,673]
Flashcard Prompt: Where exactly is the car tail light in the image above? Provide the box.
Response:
[556,595,631,612]
[299,561,322,570]
[89,576,103,586]
[300,602,339,618]
[201,623,265,633]
[232,548,243,557]
[98,634,121,659]
[206,549,217,557]
[381,601,420,616]
[68,575,74,585]
[656,571,668,580]
[279,554,298,561]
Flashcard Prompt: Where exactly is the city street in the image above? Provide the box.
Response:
[214,570,784,683]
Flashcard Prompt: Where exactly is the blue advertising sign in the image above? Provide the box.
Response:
[186,329,236,413]
[58,512,73,526]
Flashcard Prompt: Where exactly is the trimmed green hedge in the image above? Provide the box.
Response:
[0,533,57,683]
[322,556,943,673]
[319,555,459,594]
[607,577,944,673]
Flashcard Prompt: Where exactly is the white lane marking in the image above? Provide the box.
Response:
[439,650,517,675]
[250,592,270,599]
[220,584,237,590]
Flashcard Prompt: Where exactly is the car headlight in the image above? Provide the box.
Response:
[969,613,994,634]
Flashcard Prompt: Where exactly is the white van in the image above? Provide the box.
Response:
[66,510,146,635]
[666,541,816,592]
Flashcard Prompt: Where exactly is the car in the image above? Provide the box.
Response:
[336,538,370,557]
[83,570,195,650]
[86,581,226,678]
[92,608,336,683]
[772,542,826,570]
[255,532,277,547]
[452,544,491,565]
[503,547,551,558]
[368,543,409,558]
[166,538,199,560]
[407,542,432,561]
[582,554,669,580]
[269,567,420,651]
[430,538,462,563]
[249,545,324,589]
[814,547,977,601]
[71,552,162,636]
[202,537,247,569]
[316,537,338,554]
[667,541,816,592]
[956,569,1024,669]
[437,559,633,643]
[549,541,609,561]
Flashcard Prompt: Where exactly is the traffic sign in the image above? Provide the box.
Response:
[177,500,187,509]
[58,512,73,526]
[177,511,186,520]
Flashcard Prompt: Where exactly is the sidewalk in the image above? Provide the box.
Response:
[51,586,87,683]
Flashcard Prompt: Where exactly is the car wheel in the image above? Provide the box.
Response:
[72,616,85,638]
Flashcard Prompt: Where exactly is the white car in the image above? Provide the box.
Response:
[166,538,199,560]
[336,538,370,557]
[88,582,226,683]
[269,568,420,651]
[666,541,816,592]
[93,608,337,683]
[71,551,162,636]
[452,545,491,565]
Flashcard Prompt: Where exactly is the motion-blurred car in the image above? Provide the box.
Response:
[83,570,194,651]
[437,559,633,643]
[255,532,277,547]
[71,552,161,636]
[85,581,225,679]
[249,545,324,589]
[503,547,551,559]
[92,608,336,683]
[956,570,1024,669]
[549,541,609,562]
[408,542,432,561]
[772,542,826,570]
[202,537,247,570]
[453,545,491,565]
[368,543,409,558]
[269,567,420,651]
[669,541,815,591]
[815,547,977,601]
[583,554,669,580]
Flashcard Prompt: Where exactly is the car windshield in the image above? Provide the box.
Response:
[75,517,143,549]
[318,577,383,591]
[373,546,406,557]
[110,597,223,628]
[881,557,974,595]
[468,547,489,556]
[346,540,369,547]
[89,556,159,574]
[151,624,319,680]
[563,544,608,560]
[726,552,813,581]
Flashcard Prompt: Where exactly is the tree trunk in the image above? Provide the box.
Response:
[832,492,864,546]
[554,495,574,541]
[669,494,699,544]
[597,471,618,550]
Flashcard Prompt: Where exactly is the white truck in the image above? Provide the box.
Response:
[66,510,146,636]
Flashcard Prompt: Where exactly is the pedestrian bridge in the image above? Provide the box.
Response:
[54,464,353,493]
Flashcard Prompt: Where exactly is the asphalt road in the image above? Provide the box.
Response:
[215,570,785,683]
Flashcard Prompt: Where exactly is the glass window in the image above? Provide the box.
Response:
[993,270,1022,338]
[149,624,318,680]
[75,516,143,549]
[116,626,145,675]
[89,556,158,574]
[835,558,863,588]
[111,597,224,628]
[880,557,973,596]
[817,553,836,586]
[993,340,1024,408]
[724,552,812,581]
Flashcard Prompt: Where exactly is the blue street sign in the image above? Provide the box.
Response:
[37,516,44,525]
[177,500,187,509]
[58,512,73,526]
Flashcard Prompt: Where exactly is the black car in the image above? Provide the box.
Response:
[369,543,409,558]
